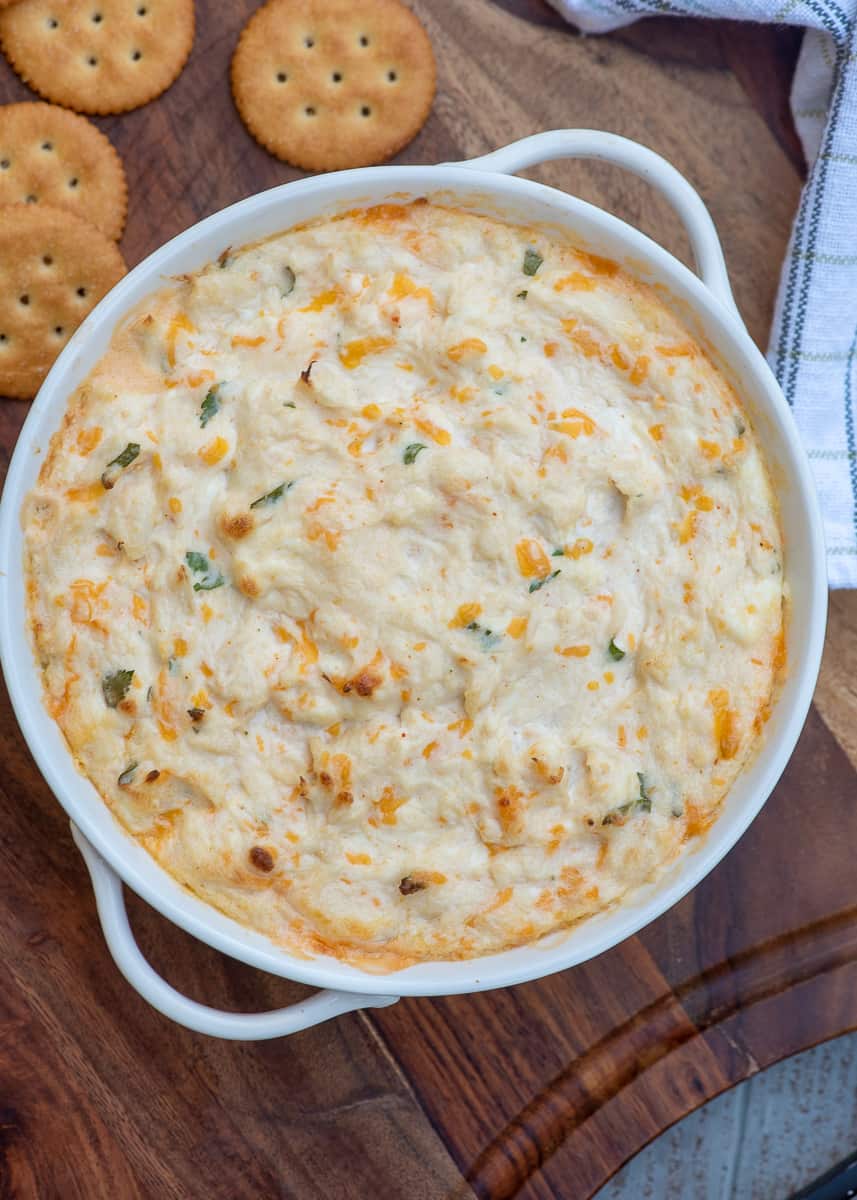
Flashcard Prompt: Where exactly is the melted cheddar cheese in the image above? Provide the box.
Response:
[23,202,785,967]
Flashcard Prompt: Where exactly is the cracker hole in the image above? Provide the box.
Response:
[91,11,102,22]
[131,49,142,60]
[359,34,370,46]
[275,71,287,82]
[331,71,342,82]
[86,55,98,66]
[0,159,9,170]
[305,106,316,116]
[41,141,53,151]
[47,17,59,29]
[19,295,29,306]
[304,36,315,48]
[43,255,53,266]
[54,326,64,336]
[137,4,148,13]
[68,177,79,188]
[360,105,371,117]
[0,333,6,343]
[25,194,37,204]
[387,70,398,82]
[76,287,87,298]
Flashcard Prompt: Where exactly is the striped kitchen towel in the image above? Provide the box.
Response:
[550,0,857,585]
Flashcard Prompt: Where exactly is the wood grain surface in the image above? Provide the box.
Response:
[1,3,854,1198]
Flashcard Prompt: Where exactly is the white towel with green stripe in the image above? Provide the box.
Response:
[549,0,857,585]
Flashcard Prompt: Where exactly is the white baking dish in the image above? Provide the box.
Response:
[0,131,827,1040]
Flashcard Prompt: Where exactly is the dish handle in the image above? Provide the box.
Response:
[71,824,399,1041]
[451,130,740,321]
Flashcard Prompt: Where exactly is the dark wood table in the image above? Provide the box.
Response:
[2,5,855,1197]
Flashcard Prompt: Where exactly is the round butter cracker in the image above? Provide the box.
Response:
[0,203,126,399]
[0,102,127,239]
[0,0,195,115]
[231,0,436,172]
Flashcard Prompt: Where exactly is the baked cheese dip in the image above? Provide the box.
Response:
[23,201,785,968]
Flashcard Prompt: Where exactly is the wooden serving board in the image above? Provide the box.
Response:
[1,4,854,1197]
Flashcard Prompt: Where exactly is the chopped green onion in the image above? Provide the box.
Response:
[602,773,652,825]
[200,384,222,428]
[185,551,225,591]
[528,569,560,593]
[185,551,208,573]
[516,290,528,299]
[117,762,138,786]
[551,547,565,557]
[102,668,134,708]
[250,481,292,510]
[637,772,652,813]
[522,249,543,276]
[403,442,427,465]
[608,638,626,661]
[101,442,140,489]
